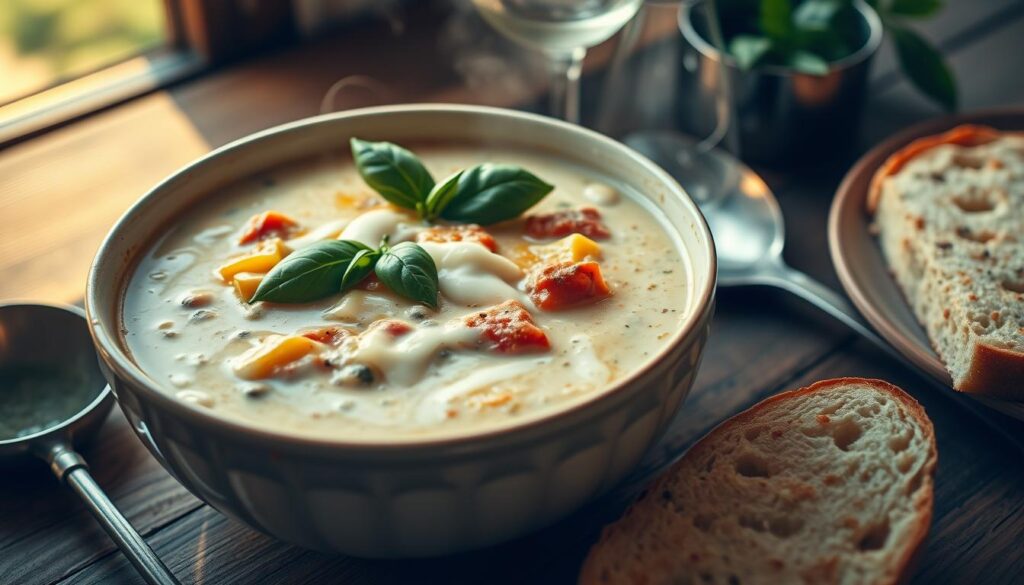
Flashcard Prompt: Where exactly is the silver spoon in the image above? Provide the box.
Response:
[628,132,924,355]
[0,302,179,585]
[627,134,1024,450]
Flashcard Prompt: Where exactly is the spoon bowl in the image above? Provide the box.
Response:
[0,303,112,461]
[0,302,178,585]
[624,131,784,283]
[630,133,954,344]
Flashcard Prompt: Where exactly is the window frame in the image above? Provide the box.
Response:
[0,0,296,148]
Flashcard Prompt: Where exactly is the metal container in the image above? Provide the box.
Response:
[678,0,883,166]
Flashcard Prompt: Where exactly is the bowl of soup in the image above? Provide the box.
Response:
[86,105,716,557]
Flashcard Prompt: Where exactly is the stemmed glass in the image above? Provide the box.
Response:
[472,0,644,123]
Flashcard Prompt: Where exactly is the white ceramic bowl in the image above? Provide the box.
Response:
[86,105,717,557]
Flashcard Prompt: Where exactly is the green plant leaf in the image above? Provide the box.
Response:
[890,25,957,111]
[340,248,380,293]
[350,138,434,211]
[251,240,370,303]
[760,0,793,41]
[439,164,554,225]
[788,50,830,74]
[729,35,773,69]
[793,0,841,31]
[888,0,942,17]
[374,242,439,308]
[424,170,464,220]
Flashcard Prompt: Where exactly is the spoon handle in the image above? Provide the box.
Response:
[762,263,1024,453]
[767,264,906,361]
[48,446,180,585]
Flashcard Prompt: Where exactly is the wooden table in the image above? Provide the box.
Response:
[3,2,1024,583]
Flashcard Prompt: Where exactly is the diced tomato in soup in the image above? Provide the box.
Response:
[238,211,299,244]
[527,261,611,310]
[300,326,354,345]
[464,300,550,353]
[366,319,414,338]
[525,207,610,240]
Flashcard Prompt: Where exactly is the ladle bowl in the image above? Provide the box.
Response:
[0,302,178,585]
[0,303,112,461]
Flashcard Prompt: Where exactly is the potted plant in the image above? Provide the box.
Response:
[678,0,957,165]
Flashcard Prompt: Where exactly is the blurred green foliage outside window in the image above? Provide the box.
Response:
[0,0,165,104]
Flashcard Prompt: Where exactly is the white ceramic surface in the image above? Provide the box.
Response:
[86,105,717,557]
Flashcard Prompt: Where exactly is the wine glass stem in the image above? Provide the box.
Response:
[546,47,586,124]
[697,0,740,156]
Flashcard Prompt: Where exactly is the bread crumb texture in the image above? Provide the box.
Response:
[579,379,937,585]
[874,129,1024,396]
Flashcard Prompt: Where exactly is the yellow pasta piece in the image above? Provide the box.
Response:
[232,272,264,302]
[335,191,375,209]
[233,335,321,380]
[529,234,602,264]
[217,238,288,281]
[508,242,540,269]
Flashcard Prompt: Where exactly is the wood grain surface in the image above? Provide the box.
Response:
[1,1,1023,584]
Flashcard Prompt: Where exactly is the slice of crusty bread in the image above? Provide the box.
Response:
[579,378,937,585]
[869,125,1024,399]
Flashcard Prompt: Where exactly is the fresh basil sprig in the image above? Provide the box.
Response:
[436,164,554,225]
[340,248,380,292]
[250,239,438,307]
[374,242,440,309]
[350,138,553,225]
[351,138,435,211]
[250,240,369,303]
[424,170,463,220]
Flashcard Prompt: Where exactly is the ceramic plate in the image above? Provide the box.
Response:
[829,107,1024,420]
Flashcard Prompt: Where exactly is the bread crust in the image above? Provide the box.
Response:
[578,378,937,585]
[959,343,1024,399]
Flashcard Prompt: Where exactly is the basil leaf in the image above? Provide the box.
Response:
[788,50,830,75]
[374,242,439,308]
[251,240,369,303]
[888,0,942,17]
[792,0,840,32]
[340,248,380,293]
[890,25,957,111]
[729,35,772,69]
[438,164,554,225]
[424,170,463,220]
[350,138,434,211]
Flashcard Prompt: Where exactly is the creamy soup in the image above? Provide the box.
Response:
[121,145,692,440]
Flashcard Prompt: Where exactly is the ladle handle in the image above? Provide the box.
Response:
[763,263,1024,453]
[48,446,180,585]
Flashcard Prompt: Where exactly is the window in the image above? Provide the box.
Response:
[0,0,297,147]
[0,0,167,105]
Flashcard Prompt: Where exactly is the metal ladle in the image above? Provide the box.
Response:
[0,302,179,585]
[628,134,1024,451]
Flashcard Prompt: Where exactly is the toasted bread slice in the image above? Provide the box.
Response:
[579,378,937,585]
[866,125,1001,213]
[870,125,1024,399]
